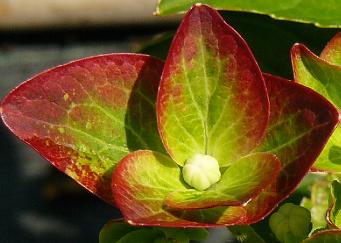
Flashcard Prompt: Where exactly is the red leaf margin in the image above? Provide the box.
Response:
[0,53,164,206]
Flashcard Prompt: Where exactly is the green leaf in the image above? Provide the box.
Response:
[158,228,189,243]
[136,32,174,61]
[164,152,281,209]
[291,43,341,172]
[229,225,266,243]
[0,54,165,205]
[99,220,208,243]
[99,220,136,243]
[156,1,341,27]
[158,4,269,166]
[328,180,341,228]
[303,230,341,243]
[180,228,209,240]
[269,203,312,243]
[116,229,163,243]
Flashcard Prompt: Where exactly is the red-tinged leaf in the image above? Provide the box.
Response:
[113,74,338,227]
[242,73,339,224]
[157,4,269,166]
[164,152,281,210]
[321,32,341,65]
[291,44,341,172]
[112,150,250,227]
[177,74,338,226]
[0,54,164,205]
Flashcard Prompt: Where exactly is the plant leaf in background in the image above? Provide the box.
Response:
[99,220,208,243]
[291,33,341,172]
[0,54,165,205]
[156,0,341,27]
[99,220,137,243]
[301,180,329,231]
[269,203,311,243]
[303,230,341,242]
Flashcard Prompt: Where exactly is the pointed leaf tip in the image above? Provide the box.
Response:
[157,4,269,166]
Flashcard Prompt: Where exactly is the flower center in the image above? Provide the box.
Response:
[182,153,221,191]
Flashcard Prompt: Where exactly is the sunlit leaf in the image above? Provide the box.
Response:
[157,1,341,27]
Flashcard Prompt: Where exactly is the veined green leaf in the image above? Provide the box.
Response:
[157,1,341,27]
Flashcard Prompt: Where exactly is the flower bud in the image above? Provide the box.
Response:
[182,154,221,191]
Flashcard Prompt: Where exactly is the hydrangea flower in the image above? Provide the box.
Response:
[1,5,339,227]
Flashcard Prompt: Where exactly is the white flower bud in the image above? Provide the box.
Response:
[182,154,221,191]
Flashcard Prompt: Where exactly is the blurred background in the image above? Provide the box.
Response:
[0,0,339,242]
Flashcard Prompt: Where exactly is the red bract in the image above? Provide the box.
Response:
[0,4,339,227]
